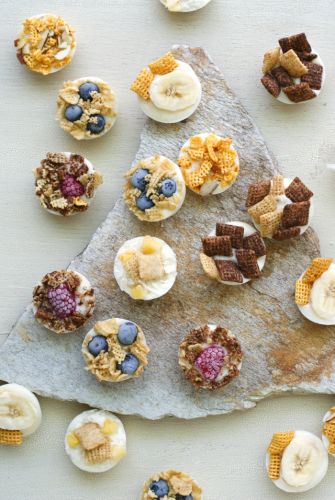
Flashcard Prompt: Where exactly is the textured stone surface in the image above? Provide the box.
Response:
[0,46,334,420]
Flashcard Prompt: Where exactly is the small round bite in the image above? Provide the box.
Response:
[200,221,267,285]
[124,155,186,222]
[32,270,96,333]
[114,236,177,300]
[178,133,239,196]
[14,14,76,75]
[131,51,201,124]
[57,77,117,140]
[160,0,212,11]
[0,384,42,446]
[141,469,202,500]
[322,407,335,456]
[179,324,243,390]
[295,258,335,325]
[246,176,314,240]
[266,430,328,493]
[82,318,150,382]
[65,409,126,473]
[34,152,103,216]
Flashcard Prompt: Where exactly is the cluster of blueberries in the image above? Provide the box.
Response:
[87,321,140,375]
[150,478,193,500]
[64,82,106,135]
[131,167,177,211]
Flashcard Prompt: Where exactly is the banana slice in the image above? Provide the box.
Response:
[311,266,335,321]
[160,0,213,12]
[0,383,42,436]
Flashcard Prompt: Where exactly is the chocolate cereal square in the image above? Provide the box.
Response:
[285,177,313,202]
[246,180,271,208]
[301,62,323,90]
[242,232,267,257]
[296,51,318,62]
[283,83,316,103]
[216,224,244,249]
[282,201,310,228]
[202,236,232,257]
[273,226,301,240]
[236,249,261,279]
[279,33,312,53]
[261,73,280,97]
[271,66,293,88]
[215,260,244,283]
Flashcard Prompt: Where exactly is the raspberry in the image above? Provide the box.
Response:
[60,174,85,197]
[47,284,76,318]
[195,345,226,381]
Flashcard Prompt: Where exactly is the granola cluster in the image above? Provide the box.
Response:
[261,33,324,103]
[14,15,76,75]
[179,325,243,390]
[34,153,103,216]
[33,270,95,333]
[178,133,239,195]
[295,258,333,306]
[141,469,202,500]
[131,52,178,100]
[82,319,150,382]
[247,176,313,239]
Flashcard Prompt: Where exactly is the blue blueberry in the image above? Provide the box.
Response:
[136,193,154,211]
[88,335,108,357]
[79,82,100,101]
[118,353,139,375]
[131,168,149,191]
[87,114,106,134]
[176,495,193,500]
[149,479,169,498]
[160,178,177,197]
[64,105,83,122]
[117,322,138,346]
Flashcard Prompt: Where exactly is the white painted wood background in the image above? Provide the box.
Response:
[1,1,335,498]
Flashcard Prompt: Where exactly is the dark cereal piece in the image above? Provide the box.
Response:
[284,83,316,103]
[271,66,293,88]
[246,180,271,208]
[242,232,267,257]
[273,226,301,240]
[296,51,317,62]
[216,224,244,249]
[301,62,323,90]
[261,73,280,97]
[202,236,232,257]
[279,33,312,53]
[285,177,313,202]
[282,201,310,228]
[236,249,261,279]
[215,260,244,283]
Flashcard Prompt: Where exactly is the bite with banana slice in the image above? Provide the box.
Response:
[131,51,202,123]
[160,0,213,12]
[0,384,42,446]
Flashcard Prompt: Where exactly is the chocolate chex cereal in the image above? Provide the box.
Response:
[273,226,301,241]
[243,232,267,257]
[261,73,280,97]
[301,62,323,90]
[285,177,313,202]
[216,223,244,248]
[202,236,232,257]
[215,260,244,283]
[246,180,271,207]
[284,83,316,103]
[236,249,261,279]
[278,33,312,53]
[282,201,310,228]
[271,67,293,88]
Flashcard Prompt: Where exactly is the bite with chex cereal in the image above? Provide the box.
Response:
[142,468,202,500]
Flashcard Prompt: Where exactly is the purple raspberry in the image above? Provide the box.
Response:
[195,345,226,381]
[60,174,85,198]
[47,284,76,318]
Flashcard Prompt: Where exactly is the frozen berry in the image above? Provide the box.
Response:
[60,175,85,198]
[160,178,177,197]
[118,353,139,375]
[88,335,108,357]
[47,283,76,319]
[195,345,226,381]
[149,479,169,498]
[117,322,138,345]
[136,194,154,211]
[64,105,83,122]
[176,495,193,500]
[131,168,149,191]
[87,114,105,134]
[79,82,100,101]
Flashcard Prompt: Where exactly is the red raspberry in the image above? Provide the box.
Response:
[195,345,226,381]
[60,174,85,197]
[47,284,76,318]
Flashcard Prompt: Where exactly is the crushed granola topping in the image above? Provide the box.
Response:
[141,469,202,500]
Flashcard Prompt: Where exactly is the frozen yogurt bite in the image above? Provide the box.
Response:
[160,0,212,11]
[141,469,202,499]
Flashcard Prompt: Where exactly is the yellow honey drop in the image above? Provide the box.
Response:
[111,445,127,461]
[67,433,80,448]
[141,236,160,255]
[129,285,145,300]
[102,419,118,435]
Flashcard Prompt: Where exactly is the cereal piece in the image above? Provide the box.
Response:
[131,68,154,100]
[296,51,318,62]
[242,232,267,257]
[85,441,114,464]
[302,258,333,284]
[189,135,204,149]
[138,252,164,281]
[268,432,295,454]
[215,260,244,283]
[283,82,316,103]
[122,253,140,282]
[148,52,178,75]
[279,33,312,53]
[273,226,301,240]
[323,422,335,451]
[261,73,280,97]
[279,50,308,78]
[285,177,313,202]
[202,236,232,257]
[271,66,293,88]
[282,201,310,228]
[74,423,107,451]
[187,161,212,189]
[248,194,277,224]
[295,279,312,305]
[0,429,23,446]
[301,62,323,90]
[268,453,282,480]
[200,253,220,280]
[262,47,280,74]
[246,181,271,208]
[270,175,285,196]
[259,209,283,237]
[178,156,192,169]
[216,223,244,249]
[236,249,260,279]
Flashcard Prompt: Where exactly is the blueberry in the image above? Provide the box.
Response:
[79,82,100,101]
[87,114,106,134]
[131,168,149,191]
[117,322,138,345]
[88,335,108,357]
[64,105,83,122]
[136,194,154,211]
[160,178,177,197]
[118,353,139,375]
[149,479,169,498]
[176,495,193,500]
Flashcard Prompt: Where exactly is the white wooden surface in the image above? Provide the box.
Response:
[1,1,335,498]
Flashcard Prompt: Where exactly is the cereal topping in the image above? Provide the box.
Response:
[141,470,202,500]
[267,432,295,480]
[131,52,178,98]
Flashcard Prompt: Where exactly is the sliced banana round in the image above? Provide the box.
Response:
[160,0,212,12]
[0,383,42,436]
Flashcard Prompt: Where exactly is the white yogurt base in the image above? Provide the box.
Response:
[160,0,212,11]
